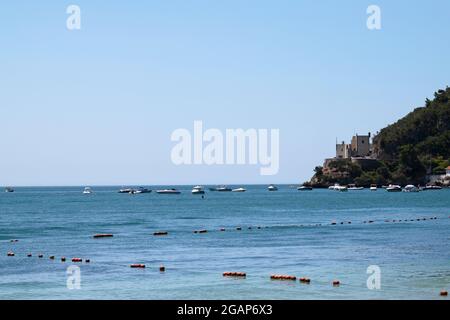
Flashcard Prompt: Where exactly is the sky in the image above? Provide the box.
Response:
[1,0,449,186]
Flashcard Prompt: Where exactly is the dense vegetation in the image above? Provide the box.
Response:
[308,87,450,187]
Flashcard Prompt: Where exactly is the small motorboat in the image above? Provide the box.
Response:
[348,184,364,191]
[156,188,181,194]
[297,186,313,191]
[370,184,377,191]
[83,187,93,194]
[133,187,152,194]
[232,187,246,192]
[403,185,420,193]
[118,188,133,194]
[192,186,205,194]
[386,185,402,192]
[210,186,232,192]
[336,186,348,192]
[268,184,278,191]
[422,185,442,191]
[329,183,341,190]
[5,187,14,193]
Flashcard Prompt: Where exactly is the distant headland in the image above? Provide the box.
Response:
[307,87,450,188]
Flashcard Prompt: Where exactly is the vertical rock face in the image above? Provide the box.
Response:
[309,88,450,187]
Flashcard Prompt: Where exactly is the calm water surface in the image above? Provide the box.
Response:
[1,186,449,300]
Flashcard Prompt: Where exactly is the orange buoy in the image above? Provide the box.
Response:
[61,257,66,262]
[130,264,146,268]
[440,290,448,297]
[7,251,15,257]
[223,272,246,278]
[159,265,166,272]
[153,231,168,236]
[270,274,296,281]
[333,280,341,286]
[93,234,114,238]
[299,277,311,284]
[49,256,55,260]
[72,258,83,263]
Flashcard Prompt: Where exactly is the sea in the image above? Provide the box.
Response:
[0,186,449,300]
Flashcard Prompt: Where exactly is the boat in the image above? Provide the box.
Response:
[268,184,278,191]
[403,185,420,192]
[348,184,364,191]
[209,186,232,192]
[118,188,133,194]
[4,187,14,193]
[133,187,152,194]
[370,184,377,191]
[422,185,442,191]
[232,187,246,192]
[336,186,348,192]
[156,188,181,194]
[192,186,205,194]
[82,187,93,194]
[297,186,313,191]
[386,184,402,192]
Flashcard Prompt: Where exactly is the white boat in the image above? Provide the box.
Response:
[386,185,402,192]
[422,185,442,191]
[192,186,205,194]
[347,184,364,191]
[5,187,14,193]
[268,184,278,191]
[133,187,151,194]
[156,188,181,194]
[83,187,93,194]
[403,185,420,192]
[232,187,246,192]
[370,184,377,191]
[118,188,133,194]
[336,186,348,192]
[297,186,313,191]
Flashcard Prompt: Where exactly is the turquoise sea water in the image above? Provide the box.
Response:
[0,186,449,300]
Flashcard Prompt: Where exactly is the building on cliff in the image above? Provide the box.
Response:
[336,133,372,159]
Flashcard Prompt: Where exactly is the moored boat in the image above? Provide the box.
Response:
[268,184,278,191]
[192,186,205,194]
[403,185,420,192]
[386,184,402,192]
[370,184,377,191]
[156,188,181,194]
[232,187,246,192]
[83,187,93,194]
[4,187,14,193]
[297,186,313,191]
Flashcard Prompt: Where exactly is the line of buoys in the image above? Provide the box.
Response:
[440,290,448,297]
[10,239,19,243]
[153,231,168,236]
[223,272,246,278]
[93,234,114,238]
[7,251,15,257]
[72,258,83,263]
[194,230,208,234]
[333,280,341,286]
[299,277,311,284]
[271,274,296,281]
[130,264,146,268]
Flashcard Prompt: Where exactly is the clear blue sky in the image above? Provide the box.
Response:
[1,1,449,186]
